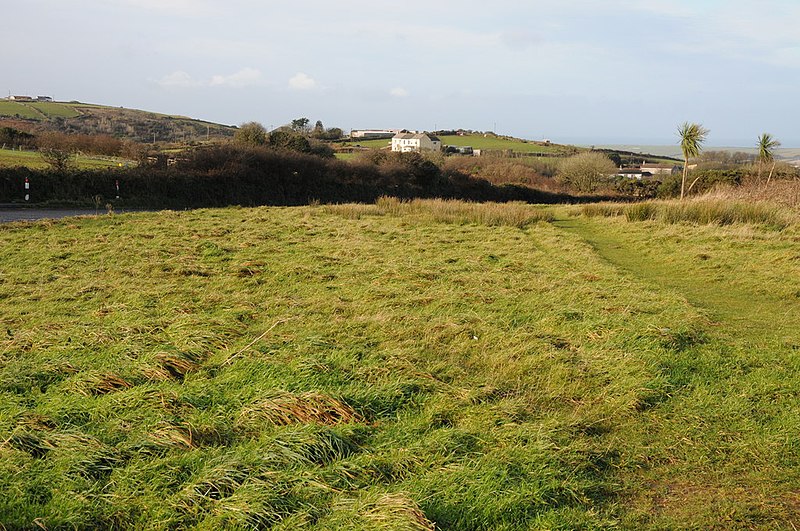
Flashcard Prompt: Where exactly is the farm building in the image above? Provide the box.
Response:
[391,132,442,153]
[616,168,650,180]
[640,163,680,175]
[8,95,33,101]
[350,129,402,139]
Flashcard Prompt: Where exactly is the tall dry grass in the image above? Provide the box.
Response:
[582,197,794,229]
[701,180,800,209]
[323,196,554,228]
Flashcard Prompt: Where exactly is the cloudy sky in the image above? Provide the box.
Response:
[3,0,800,146]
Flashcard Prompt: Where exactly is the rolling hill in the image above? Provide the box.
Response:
[0,100,236,144]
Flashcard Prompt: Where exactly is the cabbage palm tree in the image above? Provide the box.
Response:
[678,122,708,200]
[757,133,781,185]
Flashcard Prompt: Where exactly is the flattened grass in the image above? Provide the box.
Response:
[0,200,798,528]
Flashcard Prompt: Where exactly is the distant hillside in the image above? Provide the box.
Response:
[0,100,235,143]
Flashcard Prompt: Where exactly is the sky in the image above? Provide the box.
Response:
[3,0,800,146]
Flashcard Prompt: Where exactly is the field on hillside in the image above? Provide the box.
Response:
[0,102,43,120]
[438,135,565,154]
[1,198,798,529]
[0,101,236,143]
[343,134,570,155]
[0,148,134,170]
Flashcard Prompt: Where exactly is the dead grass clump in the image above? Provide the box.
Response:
[17,413,56,432]
[139,365,174,382]
[334,493,436,531]
[156,351,205,380]
[76,372,132,396]
[146,423,195,451]
[238,392,363,428]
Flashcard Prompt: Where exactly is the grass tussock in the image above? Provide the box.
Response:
[75,372,132,396]
[582,198,792,228]
[238,392,363,428]
[327,493,436,530]
[323,196,553,228]
[155,351,206,380]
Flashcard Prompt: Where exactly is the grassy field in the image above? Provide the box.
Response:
[342,134,571,155]
[27,102,81,119]
[1,198,798,529]
[340,135,564,154]
[438,135,565,154]
[0,148,134,170]
[0,102,43,120]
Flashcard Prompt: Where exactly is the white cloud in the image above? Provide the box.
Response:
[156,70,201,88]
[155,67,264,88]
[210,67,263,87]
[288,72,317,90]
[389,87,409,98]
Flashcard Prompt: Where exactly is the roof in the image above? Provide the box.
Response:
[392,132,440,141]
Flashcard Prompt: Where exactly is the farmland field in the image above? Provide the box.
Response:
[438,135,564,154]
[0,198,798,529]
[0,148,134,170]
[27,102,81,119]
[343,134,573,155]
[0,102,42,120]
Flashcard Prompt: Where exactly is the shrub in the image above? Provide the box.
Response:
[557,152,617,193]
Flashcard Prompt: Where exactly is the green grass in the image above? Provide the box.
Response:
[0,199,798,528]
[0,101,42,120]
[27,103,81,119]
[342,138,392,149]
[341,134,569,154]
[438,135,563,154]
[0,148,134,170]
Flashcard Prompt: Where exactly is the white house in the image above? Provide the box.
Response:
[640,163,679,175]
[391,132,442,153]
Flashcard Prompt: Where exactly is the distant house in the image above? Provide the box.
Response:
[350,129,401,139]
[616,168,651,180]
[640,163,679,175]
[391,132,442,153]
[8,95,33,101]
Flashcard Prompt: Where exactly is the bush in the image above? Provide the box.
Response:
[557,152,617,193]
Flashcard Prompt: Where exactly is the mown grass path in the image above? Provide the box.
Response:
[555,213,800,528]
[555,216,800,341]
